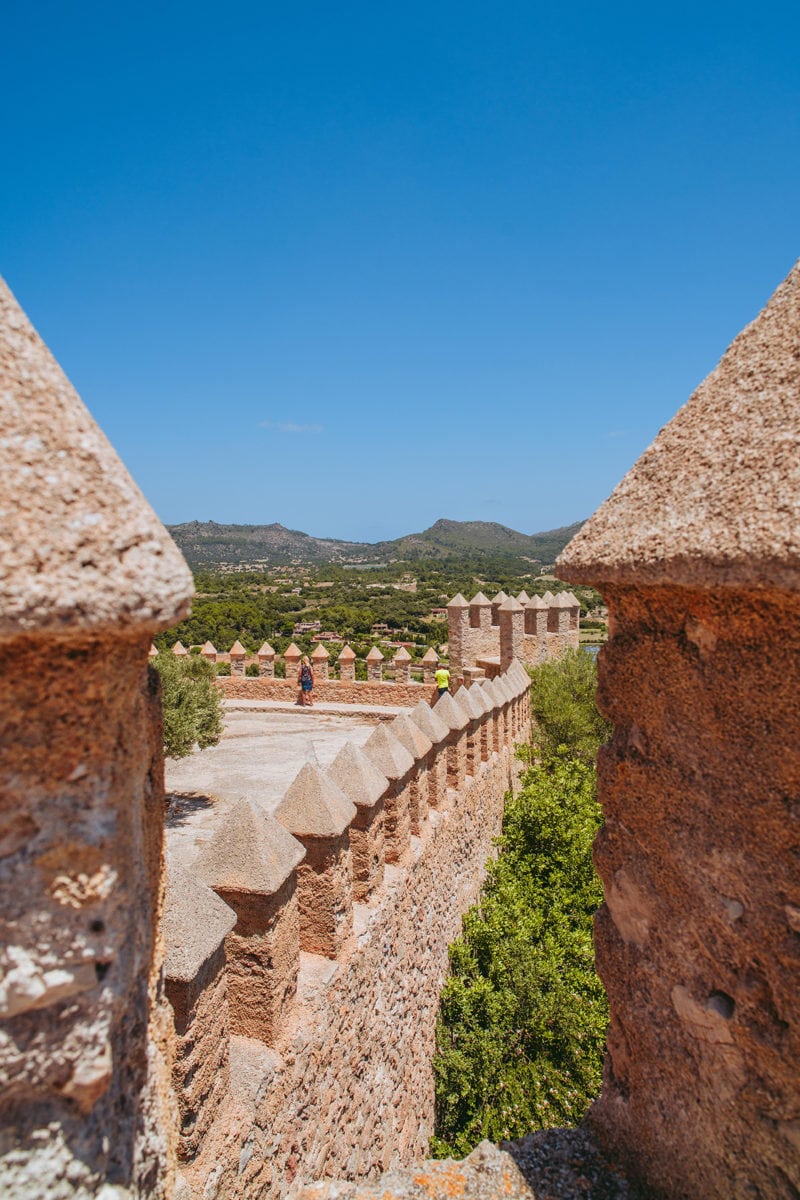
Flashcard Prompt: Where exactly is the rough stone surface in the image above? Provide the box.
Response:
[176,733,524,1200]
[219,676,438,708]
[275,765,356,840]
[0,276,192,635]
[363,725,415,781]
[408,699,449,746]
[194,798,305,894]
[558,258,800,590]
[580,585,800,1199]
[327,743,388,810]
[0,638,175,1199]
[433,689,469,733]
[294,1129,638,1199]
[162,861,237,985]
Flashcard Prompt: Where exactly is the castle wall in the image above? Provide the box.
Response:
[583,586,800,1199]
[0,275,194,1199]
[556,259,800,1198]
[447,594,580,677]
[219,676,438,708]
[164,673,530,1199]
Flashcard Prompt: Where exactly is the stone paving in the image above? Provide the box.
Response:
[165,707,407,871]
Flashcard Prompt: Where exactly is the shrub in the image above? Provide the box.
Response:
[152,652,224,759]
[431,756,606,1155]
[527,648,611,766]
[431,652,609,1156]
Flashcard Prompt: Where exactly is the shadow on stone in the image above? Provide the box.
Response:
[166,793,214,826]
[502,1126,641,1200]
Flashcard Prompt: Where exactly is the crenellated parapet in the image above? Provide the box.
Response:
[160,666,531,1197]
[448,586,581,677]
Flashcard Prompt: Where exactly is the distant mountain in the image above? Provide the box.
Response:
[167,518,584,570]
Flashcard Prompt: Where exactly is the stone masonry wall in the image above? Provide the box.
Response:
[165,670,531,1200]
[557,259,800,1199]
[586,585,800,1199]
[192,747,520,1199]
[0,274,194,1199]
[219,676,438,708]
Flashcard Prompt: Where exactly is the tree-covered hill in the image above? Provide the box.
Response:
[167,517,585,570]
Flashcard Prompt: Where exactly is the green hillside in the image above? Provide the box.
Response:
[167,517,584,570]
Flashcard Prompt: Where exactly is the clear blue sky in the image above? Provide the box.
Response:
[3,2,798,541]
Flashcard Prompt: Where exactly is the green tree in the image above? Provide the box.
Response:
[527,647,611,766]
[152,652,224,759]
[431,652,610,1157]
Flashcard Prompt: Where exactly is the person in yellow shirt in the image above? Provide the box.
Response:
[435,666,450,697]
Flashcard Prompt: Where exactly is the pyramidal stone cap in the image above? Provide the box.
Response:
[516,590,531,605]
[506,666,525,699]
[481,679,502,708]
[511,660,530,690]
[391,712,433,760]
[542,591,556,605]
[421,648,439,663]
[457,685,486,721]
[275,763,356,840]
[172,640,188,656]
[499,596,524,612]
[409,698,450,745]
[201,640,218,655]
[558,259,800,590]
[257,642,275,657]
[529,595,548,609]
[284,642,302,658]
[310,643,330,660]
[464,682,492,717]
[363,724,415,780]
[469,591,491,606]
[193,798,305,895]
[0,276,193,636]
[491,590,509,604]
[365,646,385,662]
[327,742,388,809]
[446,593,469,609]
[162,859,237,983]
[393,646,412,662]
[434,688,470,732]
[229,640,246,656]
[338,644,357,661]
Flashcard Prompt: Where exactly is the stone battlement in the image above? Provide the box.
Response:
[447,589,581,678]
[162,669,531,1197]
[3,258,800,1200]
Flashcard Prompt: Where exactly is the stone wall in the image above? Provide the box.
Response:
[0,276,194,1198]
[219,676,438,708]
[557,258,800,1199]
[162,668,532,1199]
[447,591,580,678]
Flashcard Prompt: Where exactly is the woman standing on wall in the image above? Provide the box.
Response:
[298,655,314,706]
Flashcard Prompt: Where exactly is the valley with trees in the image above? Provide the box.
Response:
[158,518,605,666]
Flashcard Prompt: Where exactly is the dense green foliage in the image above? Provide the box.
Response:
[152,652,224,759]
[431,655,610,1158]
[155,562,603,661]
[527,648,611,766]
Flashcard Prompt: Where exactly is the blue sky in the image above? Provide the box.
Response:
[3,2,798,541]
